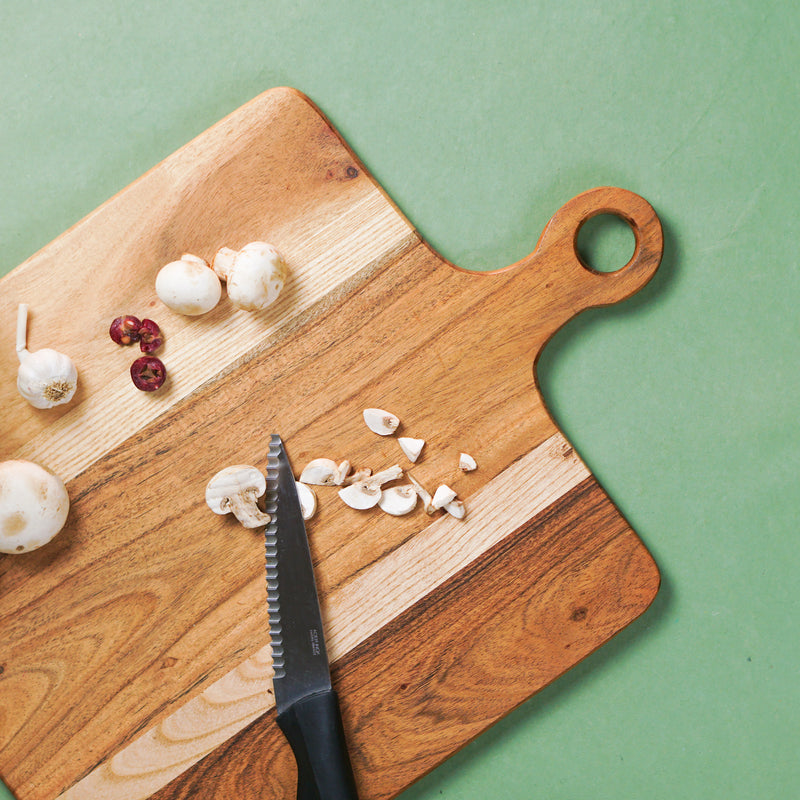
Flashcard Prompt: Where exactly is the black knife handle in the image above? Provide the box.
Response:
[277,689,359,800]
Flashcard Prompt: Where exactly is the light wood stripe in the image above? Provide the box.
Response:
[56,431,588,800]
[12,190,417,482]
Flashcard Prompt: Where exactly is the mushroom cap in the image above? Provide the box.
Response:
[0,460,69,554]
[378,485,418,516]
[227,242,287,311]
[156,255,222,316]
[295,481,317,520]
[338,482,381,510]
[206,465,266,514]
[299,458,339,486]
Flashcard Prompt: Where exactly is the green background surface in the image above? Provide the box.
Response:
[1,1,798,798]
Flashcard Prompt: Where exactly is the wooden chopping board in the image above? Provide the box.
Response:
[0,87,662,800]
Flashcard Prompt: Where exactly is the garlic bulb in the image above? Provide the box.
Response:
[16,304,78,409]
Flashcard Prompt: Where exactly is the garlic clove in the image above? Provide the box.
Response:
[295,481,317,520]
[363,408,400,436]
[226,242,287,311]
[407,473,436,515]
[431,484,458,510]
[156,255,222,316]
[459,452,477,472]
[299,458,339,485]
[398,436,425,463]
[378,485,418,516]
[443,499,466,519]
[0,459,70,554]
[338,482,381,510]
[15,304,78,409]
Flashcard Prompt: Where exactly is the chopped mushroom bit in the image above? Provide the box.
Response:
[344,468,372,485]
[431,484,457,510]
[299,458,339,486]
[363,464,403,488]
[398,437,425,463]
[407,474,436,515]
[459,453,477,472]
[335,460,351,485]
[444,499,466,519]
[295,481,317,520]
[363,408,400,436]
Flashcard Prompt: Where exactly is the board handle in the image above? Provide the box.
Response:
[534,186,663,308]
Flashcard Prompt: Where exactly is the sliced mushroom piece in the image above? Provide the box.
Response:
[344,467,372,485]
[295,481,317,520]
[335,460,351,485]
[459,452,477,472]
[397,436,425,463]
[431,484,457,511]
[378,485,418,516]
[338,482,382,510]
[363,464,404,488]
[407,473,436,515]
[206,465,271,528]
[299,458,339,485]
[363,408,400,436]
[444,499,466,519]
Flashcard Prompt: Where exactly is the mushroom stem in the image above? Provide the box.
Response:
[227,492,271,528]
[16,303,30,362]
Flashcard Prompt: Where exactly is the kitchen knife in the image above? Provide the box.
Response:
[265,434,359,800]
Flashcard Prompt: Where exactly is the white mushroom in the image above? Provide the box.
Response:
[407,474,436,515]
[363,465,404,488]
[363,408,400,436]
[338,482,381,510]
[212,247,237,279]
[156,254,222,316]
[398,437,425,463]
[15,304,78,409]
[339,465,404,511]
[299,458,339,486]
[0,460,69,554]
[378,485,418,516]
[459,453,477,472]
[213,242,287,311]
[444,499,466,519]
[295,481,317,521]
[206,465,270,529]
[343,468,372,485]
[431,484,457,510]
[335,460,351,485]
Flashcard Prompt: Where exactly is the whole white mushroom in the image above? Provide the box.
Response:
[0,460,70,554]
[155,254,222,316]
[213,242,287,311]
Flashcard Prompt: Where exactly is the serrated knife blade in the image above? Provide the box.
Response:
[265,435,359,800]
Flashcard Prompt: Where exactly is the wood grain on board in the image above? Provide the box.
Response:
[0,87,662,800]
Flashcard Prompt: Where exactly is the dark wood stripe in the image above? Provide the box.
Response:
[150,476,659,800]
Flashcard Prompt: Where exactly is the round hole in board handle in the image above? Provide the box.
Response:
[575,213,637,274]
